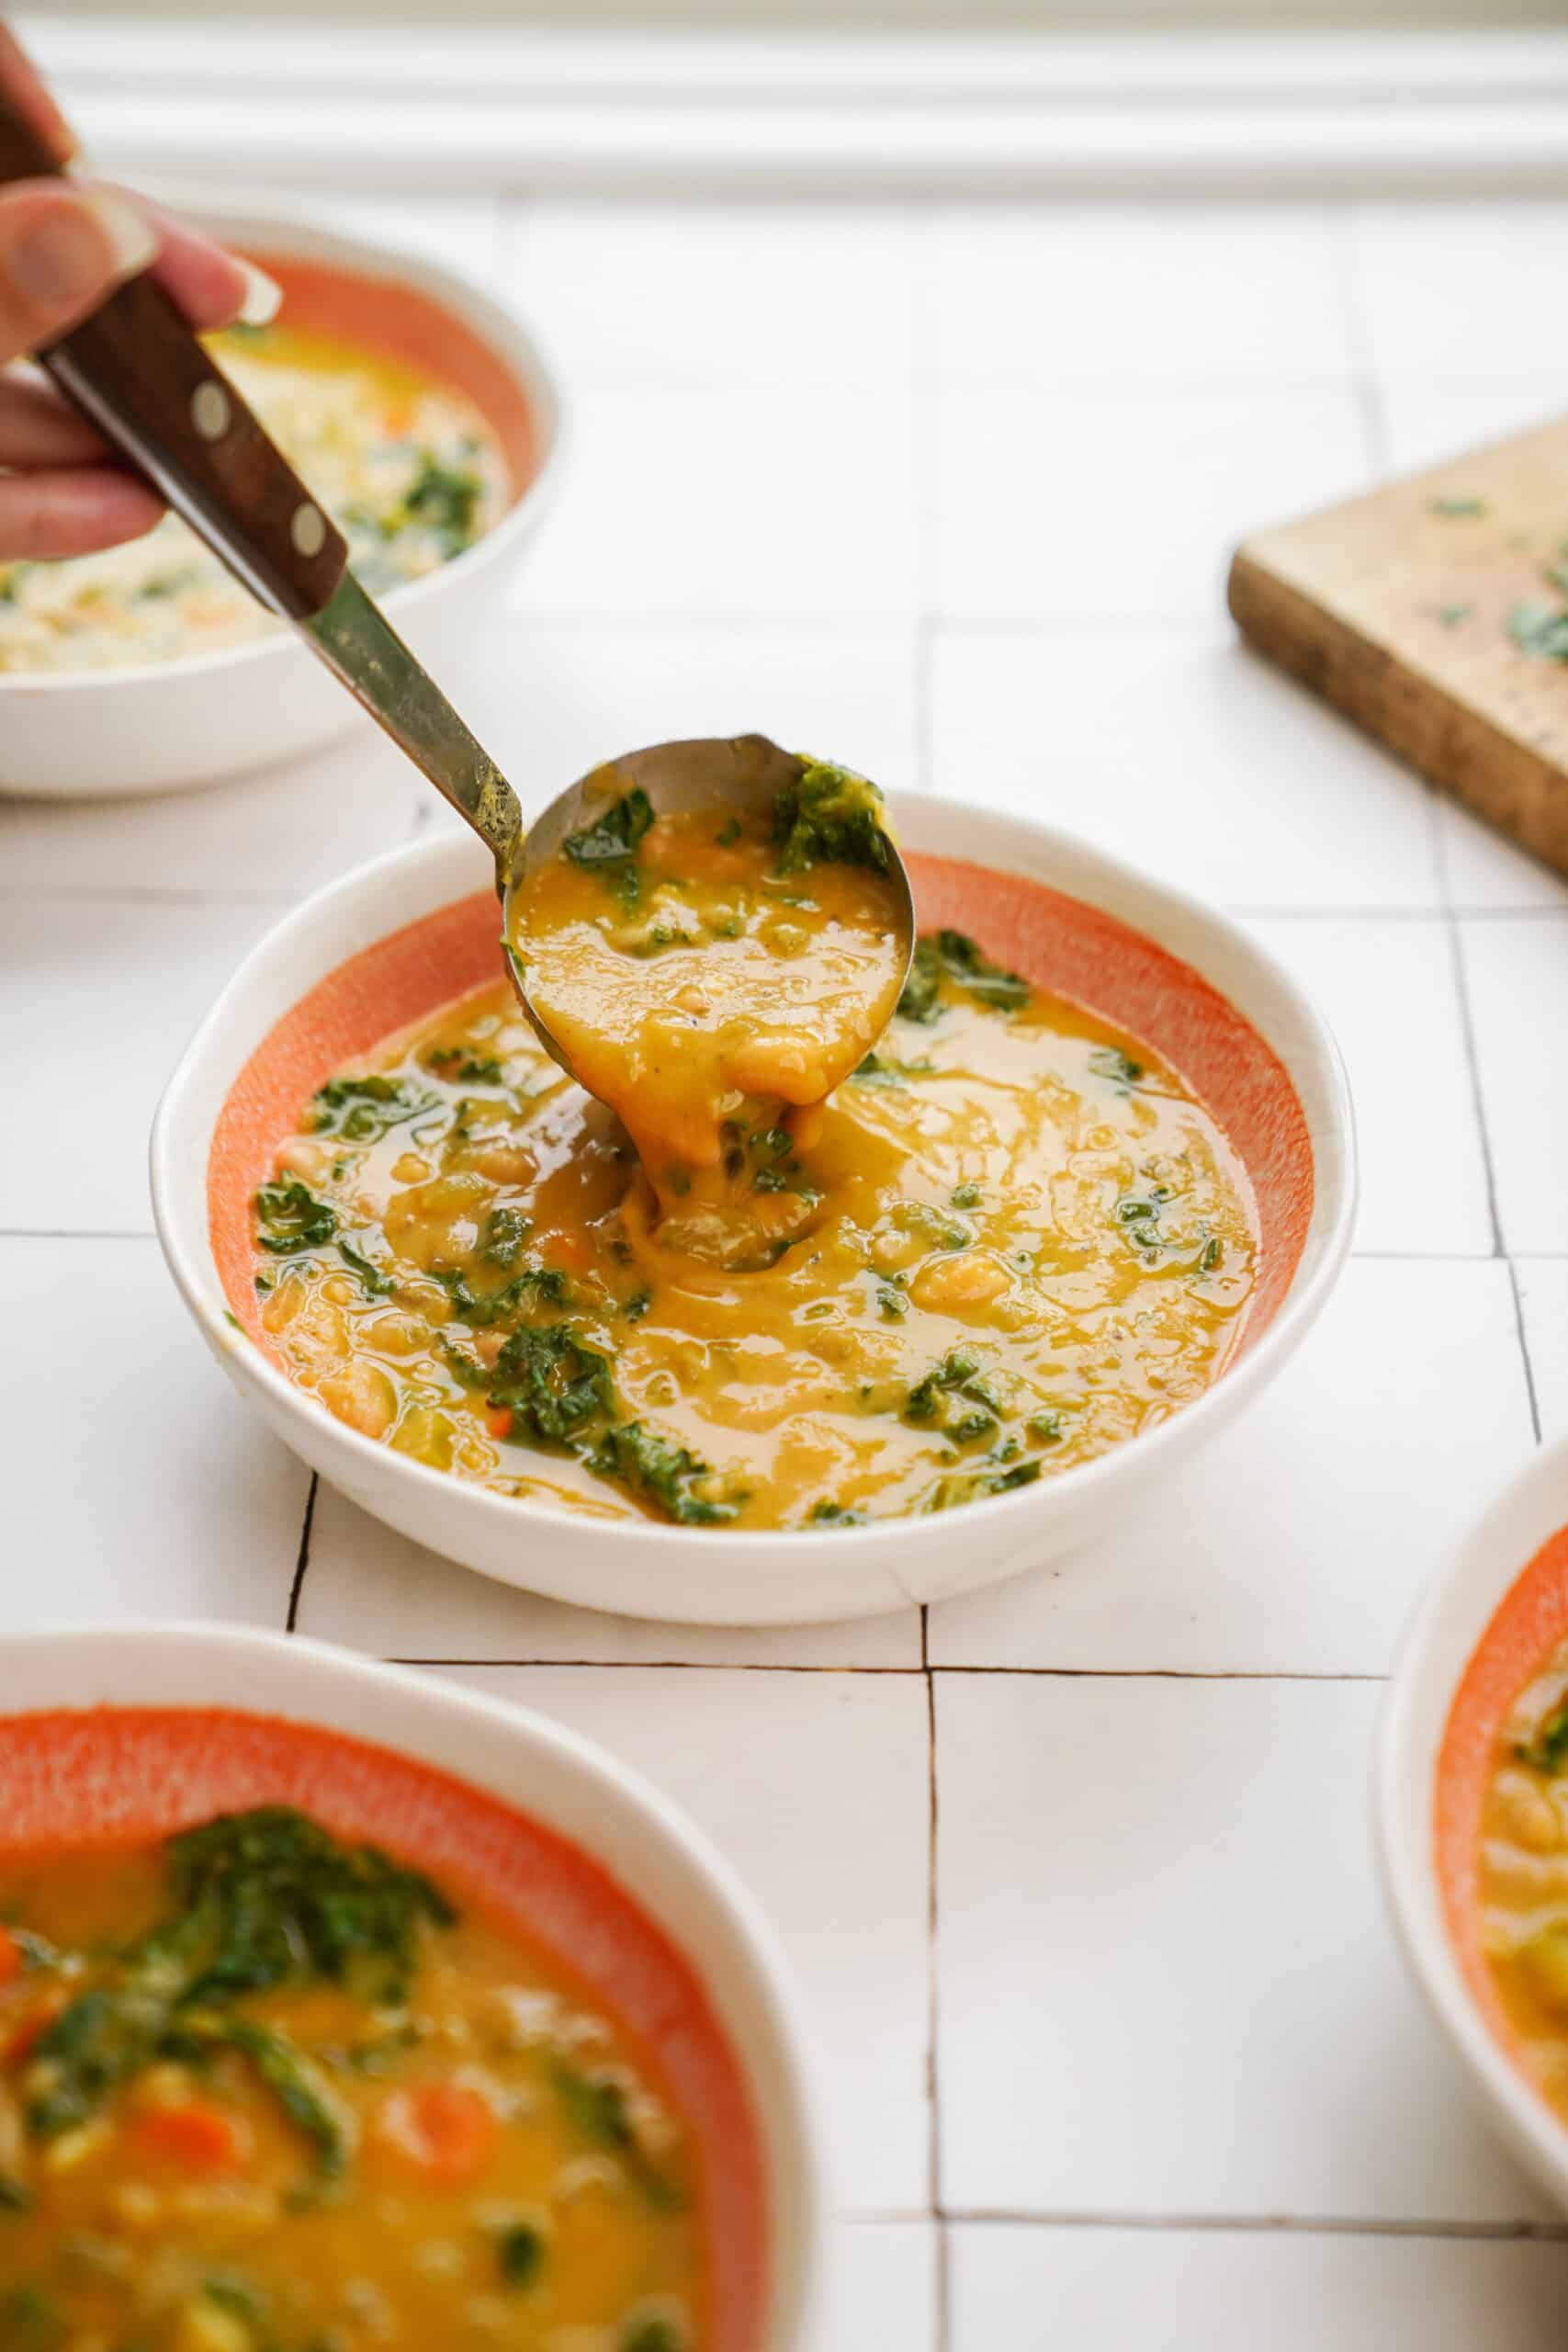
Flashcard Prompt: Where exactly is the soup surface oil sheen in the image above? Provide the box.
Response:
[0,1808,700,2350]
[252,805,1258,1531]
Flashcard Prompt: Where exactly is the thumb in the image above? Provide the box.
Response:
[0,182,157,363]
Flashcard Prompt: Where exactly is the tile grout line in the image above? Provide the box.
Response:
[285,1474,318,1634]
[920,1602,953,2352]
[941,2209,1568,2242]
[1508,1258,1545,1446]
[396,1658,1390,1680]
[1427,697,1508,1268]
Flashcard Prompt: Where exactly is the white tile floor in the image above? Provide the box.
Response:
[4,190,1567,2346]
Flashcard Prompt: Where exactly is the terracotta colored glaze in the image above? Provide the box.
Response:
[239,252,540,502]
[0,1703,766,2350]
[209,854,1314,1363]
[1436,1524,1568,2050]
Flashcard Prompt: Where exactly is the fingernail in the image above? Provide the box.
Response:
[237,259,283,328]
[9,189,157,312]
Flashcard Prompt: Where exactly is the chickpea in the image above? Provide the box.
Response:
[726,1032,825,1102]
[911,1251,1010,1312]
[319,1360,398,1440]
[275,1136,331,1183]
[1498,1770,1562,1854]
[391,1151,432,1184]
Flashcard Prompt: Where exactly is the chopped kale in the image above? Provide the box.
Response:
[715,817,742,848]
[1517,1692,1568,1778]
[427,1046,505,1085]
[923,1456,1043,1513]
[622,1286,652,1321]
[199,2273,268,2323]
[1437,604,1472,627]
[951,1182,983,1209]
[24,1810,446,2166]
[1089,1046,1144,1091]
[622,2323,685,2352]
[852,1051,936,1086]
[1430,494,1487,518]
[497,2222,546,2287]
[147,1806,452,2009]
[896,941,942,1024]
[551,2061,684,2211]
[307,1073,438,1143]
[897,930,1028,1023]
[772,758,893,877]
[561,787,655,909]
[336,1238,392,1298]
[903,1347,1001,1445]
[435,1263,568,1327]
[254,1178,336,1255]
[23,1984,170,2140]
[1200,1236,1223,1272]
[808,1501,864,1527]
[876,1282,908,1320]
[402,453,483,555]
[190,2018,347,2177]
[139,566,202,602]
[488,1324,614,1447]
[1027,1411,1063,1444]
[481,1205,532,1270]
[0,2179,30,2214]
[931,929,1029,1012]
[592,1421,732,1526]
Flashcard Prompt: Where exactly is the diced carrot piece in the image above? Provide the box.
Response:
[485,1406,513,1442]
[132,2101,244,2178]
[377,2082,498,2182]
[0,1929,20,1987]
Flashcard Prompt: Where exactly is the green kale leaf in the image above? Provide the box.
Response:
[307,1073,439,1143]
[254,1178,336,1254]
[772,758,893,877]
[562,788,656,908]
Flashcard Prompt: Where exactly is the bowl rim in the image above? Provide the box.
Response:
[1375,1430,1568,2206]
[0,1617,829,2350]
[0,197,566,699]
[152,796,1359,1567]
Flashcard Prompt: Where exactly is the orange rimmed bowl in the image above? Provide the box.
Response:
[1378,1436,1568,2210]
[0,1621,826,2347]
[0,201,563,797]
[152,796,1355,1625]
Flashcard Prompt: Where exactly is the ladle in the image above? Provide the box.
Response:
[0,95,915,1089]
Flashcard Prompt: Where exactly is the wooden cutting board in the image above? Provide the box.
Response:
[1228,416,1568,878]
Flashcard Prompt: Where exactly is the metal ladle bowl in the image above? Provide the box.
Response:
[495,733,918,1086]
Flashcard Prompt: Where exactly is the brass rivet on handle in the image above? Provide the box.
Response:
[291,503,326,559]
[190,382,231,441]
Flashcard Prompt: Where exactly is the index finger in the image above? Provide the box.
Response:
[0,28,76,167]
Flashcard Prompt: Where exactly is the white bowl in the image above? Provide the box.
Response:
[0,1620,825,2350]
[152,798,1356,1626]
[0,202,563,797]
[1378,1433,1568,2211]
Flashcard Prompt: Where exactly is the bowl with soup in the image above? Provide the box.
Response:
[0,1620,825,2348]
[152,778,1354,1624]
[0,202,561,797]
[1377,1433,1568,2211]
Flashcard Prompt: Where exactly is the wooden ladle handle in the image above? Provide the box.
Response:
[0,94,348,620]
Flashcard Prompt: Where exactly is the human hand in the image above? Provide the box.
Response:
[0,24,279,561]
